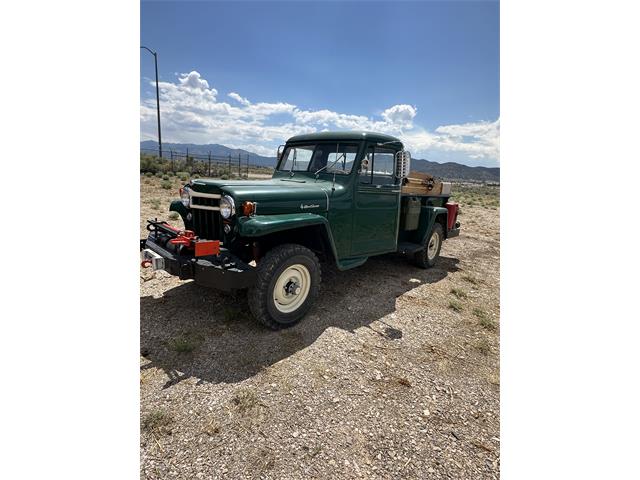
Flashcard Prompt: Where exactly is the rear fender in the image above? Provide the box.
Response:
[418,206,448,244]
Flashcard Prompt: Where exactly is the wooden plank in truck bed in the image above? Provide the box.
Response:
[401,172,451,196]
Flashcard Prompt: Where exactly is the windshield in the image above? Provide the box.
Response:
[278,143,358,174]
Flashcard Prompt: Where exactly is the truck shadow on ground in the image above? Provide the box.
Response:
[140,254,459,387]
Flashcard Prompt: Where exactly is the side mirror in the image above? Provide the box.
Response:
[277,145,285,162]
[395,150,411,178]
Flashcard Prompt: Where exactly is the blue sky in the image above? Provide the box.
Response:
[141,1,499,166]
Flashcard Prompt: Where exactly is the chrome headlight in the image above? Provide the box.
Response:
[219,195,235,219]
[180,186,191,207]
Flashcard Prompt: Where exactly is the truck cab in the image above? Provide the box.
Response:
[141,131,460,329]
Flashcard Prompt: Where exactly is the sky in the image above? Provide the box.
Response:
[140,1,499,167]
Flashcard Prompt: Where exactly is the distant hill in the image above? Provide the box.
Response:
[410,158,500,182]
[141,141,499,182]
[140,140,276,167]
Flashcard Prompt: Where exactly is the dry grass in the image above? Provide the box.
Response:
[450,287,467,299]
[462,274,480,285]
[231,388,259,414]
[203,417,221,436]
[449,299,464,312]
[476,338,492,355]
[473,308,497,331]
[450,183,500,209]
[142,409,173,435]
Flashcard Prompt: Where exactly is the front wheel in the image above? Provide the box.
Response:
[413,223,443,269]
[248,244,321,330]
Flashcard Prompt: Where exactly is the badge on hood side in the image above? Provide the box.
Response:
[300,203,320,210]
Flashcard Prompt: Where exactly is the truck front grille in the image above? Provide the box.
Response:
[189,190,222,240]
[191,208,220,240]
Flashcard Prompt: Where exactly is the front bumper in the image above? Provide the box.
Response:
[140,235,256,291]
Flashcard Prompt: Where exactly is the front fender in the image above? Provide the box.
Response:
[237,213,327,236]
[237,213,339,260]
[169,200,193,229]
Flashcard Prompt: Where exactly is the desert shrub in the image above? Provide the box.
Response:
[160,180,172,189]
[162,174,169,180]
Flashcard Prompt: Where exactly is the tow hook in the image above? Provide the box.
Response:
[141,259,152,268]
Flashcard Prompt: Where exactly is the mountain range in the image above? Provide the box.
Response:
[141,140,499,182]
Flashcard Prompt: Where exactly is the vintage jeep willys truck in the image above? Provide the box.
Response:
[141,131,460,329]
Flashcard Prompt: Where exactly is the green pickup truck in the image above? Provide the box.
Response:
[141,131,460,329]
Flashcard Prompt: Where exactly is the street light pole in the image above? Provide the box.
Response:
[141,46,163,158]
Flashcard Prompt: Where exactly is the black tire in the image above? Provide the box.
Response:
[248,244,321,330]
[413,223,444,269]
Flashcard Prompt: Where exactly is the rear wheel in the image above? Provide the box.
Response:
[248,244,321,330]
[413,223,443,268]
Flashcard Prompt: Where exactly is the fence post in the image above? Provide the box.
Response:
[208,151,211,177]
[238,153,241,177]
[246,154,249,177]
[170,149,174,172]
[228,153,231,176]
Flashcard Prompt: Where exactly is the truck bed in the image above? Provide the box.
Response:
[401,171,452,197]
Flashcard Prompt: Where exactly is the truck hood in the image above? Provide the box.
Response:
[189,177,336,215]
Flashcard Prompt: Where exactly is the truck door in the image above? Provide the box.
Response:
[351,145,400,255]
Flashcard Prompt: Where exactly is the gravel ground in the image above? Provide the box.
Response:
[140,177,500,479]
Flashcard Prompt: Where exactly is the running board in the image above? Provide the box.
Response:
[397,242,423,256]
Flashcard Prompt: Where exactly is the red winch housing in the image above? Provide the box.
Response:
[168,229,220,257]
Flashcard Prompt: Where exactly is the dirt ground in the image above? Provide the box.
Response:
[140,175,500,479]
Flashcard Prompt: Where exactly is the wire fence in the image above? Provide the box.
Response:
[140,147,274,177]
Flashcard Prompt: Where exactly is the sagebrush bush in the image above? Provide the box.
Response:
[160,180,172,189]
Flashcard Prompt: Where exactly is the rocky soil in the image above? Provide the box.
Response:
[140,177,500,479]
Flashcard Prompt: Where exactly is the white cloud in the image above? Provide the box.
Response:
[381,104,417,128]
[179,71,212,91]
[401,118,500,162]
[228,92,251,106]
[141,71,499,166]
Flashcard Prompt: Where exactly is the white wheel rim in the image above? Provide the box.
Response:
[427,231,440,260]
[272,264,311,313]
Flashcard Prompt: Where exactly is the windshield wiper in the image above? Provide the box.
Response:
[314,152,345,178]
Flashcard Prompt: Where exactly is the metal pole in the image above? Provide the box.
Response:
[238,153,241,177]
[246,154,249,177]
[228,154,231,175]
[208,151,211,177]
[141,46,162,158]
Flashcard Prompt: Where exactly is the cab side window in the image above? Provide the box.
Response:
[359,146,396,185]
